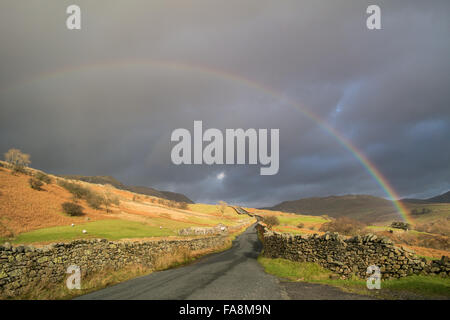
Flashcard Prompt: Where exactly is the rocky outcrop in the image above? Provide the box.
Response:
[0,235,227,297]
[256,223,449,279]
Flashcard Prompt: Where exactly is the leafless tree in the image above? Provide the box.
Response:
[4,148,31,173]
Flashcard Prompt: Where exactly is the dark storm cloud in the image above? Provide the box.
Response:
[1,0,449,206]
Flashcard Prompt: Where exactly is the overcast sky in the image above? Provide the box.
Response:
[1,1,449,207]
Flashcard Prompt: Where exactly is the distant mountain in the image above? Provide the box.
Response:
[402,191,450,204]
[125,186,194,204]
[60,175,194,204]
[264,194,400,223]
[427,191,450,203]
[61,175,127,189]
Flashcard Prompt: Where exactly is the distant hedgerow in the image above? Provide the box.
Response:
[61,202,84,216]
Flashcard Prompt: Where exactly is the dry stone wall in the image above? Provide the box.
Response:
[257,223,449,279]
[0,235,228,297]
[178,224,228,236]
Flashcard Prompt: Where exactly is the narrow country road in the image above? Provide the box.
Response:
[76,225,372,300]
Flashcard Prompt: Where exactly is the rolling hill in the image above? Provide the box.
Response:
[0,165,251,243]
[265,192,450,224]
[264,195,400,223]
[403,191,450,204]
[60,175,194,203]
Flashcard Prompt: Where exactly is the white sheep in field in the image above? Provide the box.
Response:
[82,230,87,234]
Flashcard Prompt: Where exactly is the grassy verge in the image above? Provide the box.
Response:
[258,256,450,299]
[14,264,154,300]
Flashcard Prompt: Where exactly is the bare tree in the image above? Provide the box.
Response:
[103,184,120,213]
[4,148,31,173]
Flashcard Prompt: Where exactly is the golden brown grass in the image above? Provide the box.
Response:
[376,230,449,253]
[402,245,449,260]
[0,167,252,242]
[415,218,450,237]
[319,216,367,236]
[0,169,110,238]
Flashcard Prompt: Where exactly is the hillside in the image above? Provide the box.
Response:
[60,175,194,204]
[0,165,252,243]
[265,195,403,223]
[265,193,450,224]
[403,191,450,204]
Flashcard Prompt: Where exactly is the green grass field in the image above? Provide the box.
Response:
[258,256,450,299]
[10,219,178,244]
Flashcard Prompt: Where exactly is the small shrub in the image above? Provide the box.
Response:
[262,215,280,230]
[61,202,84,216]
[319,217,366,236]
[86,193,103,210]
[177,202,188,210]
[34,172,52,184]
[109,195,120,206]
[12,165,28,175]
[166,200,176,208]
[29,178,44,191]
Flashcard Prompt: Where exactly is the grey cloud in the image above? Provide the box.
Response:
[1,0,449,206]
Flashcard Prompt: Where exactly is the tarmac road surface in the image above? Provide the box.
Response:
[76,225,372,300]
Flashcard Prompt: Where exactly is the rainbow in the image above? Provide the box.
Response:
[1,59,413,223]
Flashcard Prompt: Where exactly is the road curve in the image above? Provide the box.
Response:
[76,225,371,300]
